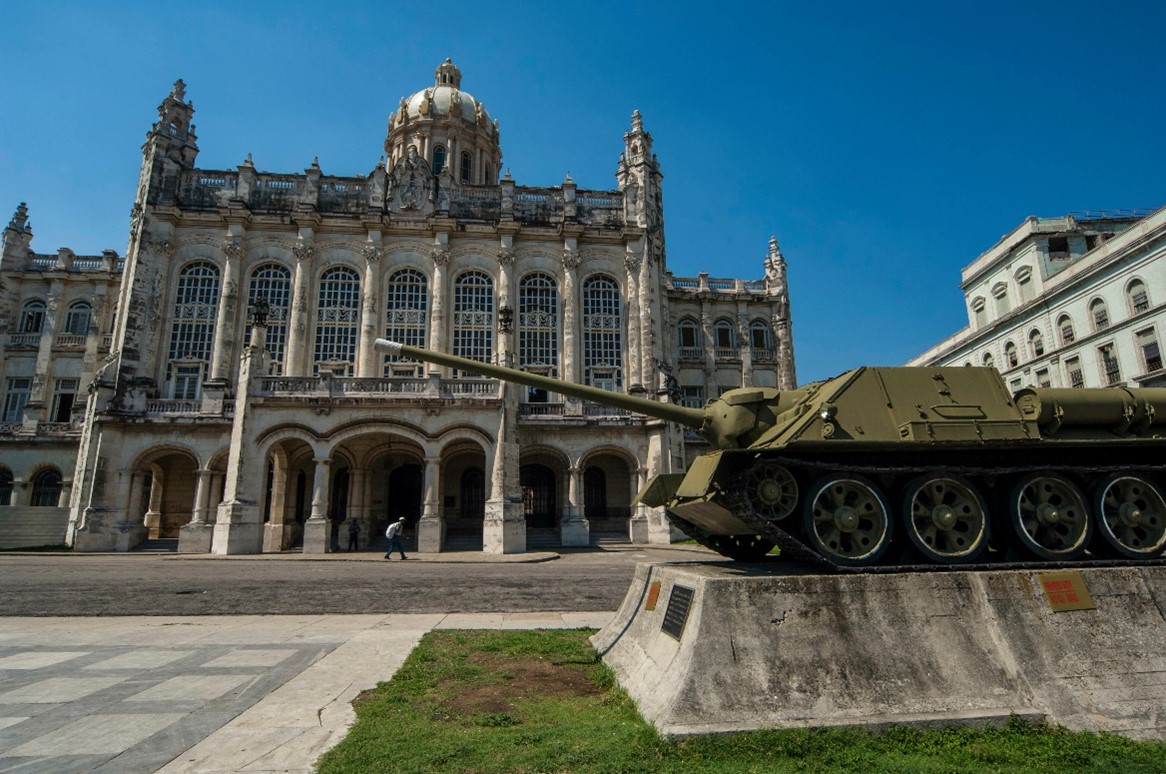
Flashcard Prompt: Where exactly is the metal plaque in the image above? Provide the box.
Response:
[1039,571,1096,612]
[645,581,662,611]
[661,585,695,640]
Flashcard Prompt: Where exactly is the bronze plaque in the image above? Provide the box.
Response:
[661,585,695,640]
[1039,571,1096,612]
[645,581,662,611]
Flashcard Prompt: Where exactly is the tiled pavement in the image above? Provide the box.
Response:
[0,612,612,773]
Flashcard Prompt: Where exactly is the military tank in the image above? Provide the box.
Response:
[374,339,1166,569]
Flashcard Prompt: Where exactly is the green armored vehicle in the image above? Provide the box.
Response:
[375,339,1166,568]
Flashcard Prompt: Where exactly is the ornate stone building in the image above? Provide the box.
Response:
[909,208,1165,391]
[0,60,796,553]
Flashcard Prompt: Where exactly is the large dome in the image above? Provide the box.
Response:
[396,59,492,127]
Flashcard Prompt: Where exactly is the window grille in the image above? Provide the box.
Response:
[384,269,429,375]
[167,262,220,390]
[30,469,62,507]
[1129,280,1150,314]
[1065,357,1084,388]
[2,378,31,422]
[18,301,45,334]
[64,302,91,335]
[452,271,494,366]
[681,385,705,409]
[313,266,361,373]
[1099,344,1121,385]
[519,273,558,375]
[1138,329,1162,373]
[461,468,485,520]
[1091,299,1110,331]
[678,318,699,348]
[246,264,291,371]
[1059,316,1075,345]
[582,275,622,388]
[1035,369,1051,388]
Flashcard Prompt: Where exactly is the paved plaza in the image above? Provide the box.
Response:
[0,612,613,773]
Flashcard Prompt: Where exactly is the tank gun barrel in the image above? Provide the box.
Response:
[374,339,707,429]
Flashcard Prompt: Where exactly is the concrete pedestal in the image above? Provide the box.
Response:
[301,518,331,554]
[627,512,650,544]
[645,506,676,545]
[178,522,214,553]
[560,516,590,547]
[593,562,1166,740]
[210,502,262,555]
[417,516,445,553]
[483,500,525,554]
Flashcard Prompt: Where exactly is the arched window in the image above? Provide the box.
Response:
[678,318,700,350]
[460,467,485,520]
[1004,341,1018,368]
[460,151,472,184]
[0,467,12,505]
[1090,298,1110,332]
[64,302,91,335]
[1057,314,1075,345]
[18,300,45,333]
[584,466,607,518]
[247,264,291,372]
[970,296,987,328]
[384,269,429,375]
[1029,329,1044,358]
[313,266,361,373]
[982,352,995,369]
[1127,279,1150,314]
[30,469,62,507]
[432,145,446,175]
[713,319,736,349]
[582,275,622,389]
[750,320,773,350]
[992,282,1009,317]
[518,272,558,375]
[1015,267,1034,304]
[452,271,494,366]
[168,261,220,398]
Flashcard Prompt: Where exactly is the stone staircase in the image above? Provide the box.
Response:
[133,538,179,553]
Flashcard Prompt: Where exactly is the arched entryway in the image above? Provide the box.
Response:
[581,450,636,538]
[137,449,199,539]
[521,464,556,529]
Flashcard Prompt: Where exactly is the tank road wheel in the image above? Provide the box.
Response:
[738,462,799,522]
[706,535,777,562]
[1093,475,1166,558]
[902,476,989,564]
[803,476,892,566]
[1009,474,1091,560]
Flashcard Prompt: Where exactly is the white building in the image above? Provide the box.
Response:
[0,61,797,553]
[908,208,1165,393]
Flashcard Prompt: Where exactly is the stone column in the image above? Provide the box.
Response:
[638,248,655,392]
[624,245,643,391]
[417,455,444,552]
[429,238,450,373]
[179,468,215,552]
[561,241,580,383]
[263,454,289,552]
[560,465,590,546]
[124,472,145,534]
[349,467,367,550]
[57,478,73,509]
[738,311,754,386]
[358,238,383,377]
[645,427,676,544]
[110,466,142,552]
[302,456,332,553]
[285,232,314,376]
[26,282,62,426]
[628,465,650,543]
[700,304,716,388]
[209,235,243,382]
[144,473,163,540]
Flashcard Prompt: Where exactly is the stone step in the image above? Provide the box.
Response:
[134,538,179,553]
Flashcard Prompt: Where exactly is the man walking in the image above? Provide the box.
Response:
[384,517,408,560]
[347,518,360,551]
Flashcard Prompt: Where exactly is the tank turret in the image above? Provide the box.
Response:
[375,339,1166,569]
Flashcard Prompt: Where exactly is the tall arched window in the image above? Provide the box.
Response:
[313,266,361,373]
[168,261,220,398]
[460,151,472,183]
[750,320,773,350]
[518,273,558,375]
[452,271,494,365]
[384,269,429,375]
[713,319,736,349]
[246,263,292,372]
[1058,314,1075,345]
[582,275,622,389]
[0,467,12,505]
[678,318,700,350]
[1090,298,1110,332]
[432,145,446,175]
[1127,279,1150,314]
[1004,341,1018,368]
[30,469,63,507]
[18,300,45,333]
[1029,329,1044,358]
[982,352,995,369]
[64,302,91,335]
[971,297,987,328]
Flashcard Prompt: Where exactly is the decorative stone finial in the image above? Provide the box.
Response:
[503,168,513,181]
[7,202,29,232]
[564,171,574,185]
[631,110,643,131]
[310,156,320,169]
[768,235,783,260]
[435,58,462,88]
[243,153,254,168]
[171,79,186,101]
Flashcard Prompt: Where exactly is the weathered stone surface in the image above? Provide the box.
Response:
[593,563,1166,739]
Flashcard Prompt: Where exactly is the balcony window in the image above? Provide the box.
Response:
[314,266,361,372]
[1090,298,1110,332]
[18,301,45,334]
[678,318,700,349]
[64,302,91,335]
[1138,328,1162,373]
[453,271,495,368]
[750,320,772,350]
[2,378,31,422]
[714,319,735,349]
[51,379,79,423]
[582,275,622,389]
[1128,279,1150,314]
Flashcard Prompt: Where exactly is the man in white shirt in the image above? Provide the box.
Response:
[383,517,408,560]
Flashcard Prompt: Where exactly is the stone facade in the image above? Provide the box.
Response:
[0,61,797,553]
[909,209,1165,391]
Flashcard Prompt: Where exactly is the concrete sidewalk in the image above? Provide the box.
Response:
[0,612,613,773]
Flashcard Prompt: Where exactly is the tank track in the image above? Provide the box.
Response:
[671,455,1166,573]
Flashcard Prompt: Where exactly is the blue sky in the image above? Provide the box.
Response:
[2,1,1163,382]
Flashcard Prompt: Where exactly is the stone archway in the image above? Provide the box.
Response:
[581,450,637,537]
[133,449,199,540]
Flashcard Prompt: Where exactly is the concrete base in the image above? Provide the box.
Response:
[178,521,214,553]
[210,502,262,555]
[645,506,676,545]
[301,518,331,554]
[417,516,445,553]
[592,562,1166,740]
[628,513,650,544]
[560,517,590,547]
[483,500,526,554]
[262,523,289,552]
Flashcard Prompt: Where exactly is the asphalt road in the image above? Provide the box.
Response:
[0,546,724,616]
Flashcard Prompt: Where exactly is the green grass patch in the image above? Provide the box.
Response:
[315,629,1166,773]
